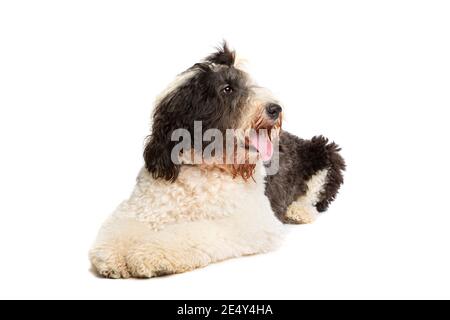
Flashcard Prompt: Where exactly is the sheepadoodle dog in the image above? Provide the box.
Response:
[90,44,345,278]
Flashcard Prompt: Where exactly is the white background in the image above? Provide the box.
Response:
[1,0,449,299]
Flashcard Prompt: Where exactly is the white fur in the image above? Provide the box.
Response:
[154,69,197,106]
[89,162,283,278]
[286,169,328,224]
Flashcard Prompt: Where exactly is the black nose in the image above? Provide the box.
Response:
[266,103,282,120]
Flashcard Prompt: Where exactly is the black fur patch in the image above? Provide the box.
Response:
[264,131,345,223]
[144,44,248,181]
[204,42,236,66]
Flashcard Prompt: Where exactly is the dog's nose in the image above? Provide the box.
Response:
[266,103,282,120]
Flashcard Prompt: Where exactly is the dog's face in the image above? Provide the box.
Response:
[144,43,282,181]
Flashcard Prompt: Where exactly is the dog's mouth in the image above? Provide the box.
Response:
[242,124,279,162]
[248,112,282,161]
[238,113,282,162]
[248,129,274,162]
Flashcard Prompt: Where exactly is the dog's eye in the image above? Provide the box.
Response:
[222,85,233,94]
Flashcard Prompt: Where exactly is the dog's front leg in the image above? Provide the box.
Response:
[90,211,282,278]
[125,214,281,278]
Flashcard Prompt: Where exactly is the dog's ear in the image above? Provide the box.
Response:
[144,108,181,182]
[205,41,235,66]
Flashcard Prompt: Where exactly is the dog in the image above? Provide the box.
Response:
[89,43,345,278]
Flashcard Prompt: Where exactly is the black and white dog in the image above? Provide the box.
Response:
[90,44,345,278]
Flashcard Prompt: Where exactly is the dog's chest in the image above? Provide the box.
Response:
[118,166,269,230]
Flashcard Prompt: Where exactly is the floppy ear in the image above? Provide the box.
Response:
[205,41,235,66]
[143,105,181,182]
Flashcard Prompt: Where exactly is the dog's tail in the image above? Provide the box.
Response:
[306,135,346,212]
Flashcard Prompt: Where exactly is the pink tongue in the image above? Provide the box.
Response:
[250,131,274,161]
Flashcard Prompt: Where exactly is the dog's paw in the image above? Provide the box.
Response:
[285,201,318,224]
[126,251,169,278]
[89,246,130,279]
[125,245,212,278]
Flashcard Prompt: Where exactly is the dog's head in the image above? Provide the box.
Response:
[144,43,282,181]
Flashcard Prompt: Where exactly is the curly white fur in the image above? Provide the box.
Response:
[285,169,328,224]
[89,162,283,278]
